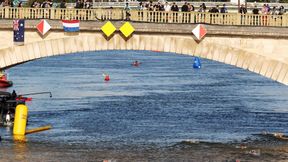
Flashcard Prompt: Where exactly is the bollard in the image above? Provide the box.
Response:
[13,104,28,136]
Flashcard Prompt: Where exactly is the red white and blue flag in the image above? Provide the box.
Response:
[62,20,80,32]
[13,19,25,45]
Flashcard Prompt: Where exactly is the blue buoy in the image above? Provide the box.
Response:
[193,57,201,69]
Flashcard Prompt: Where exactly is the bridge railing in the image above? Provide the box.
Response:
[130,10,288,27]
[0,7,5,19]
[0,7,124,21]
[0,7,288,27]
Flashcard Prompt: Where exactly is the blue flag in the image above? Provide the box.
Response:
[13,19,25,45]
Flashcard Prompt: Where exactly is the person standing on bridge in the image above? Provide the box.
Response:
[239,4,247,25]
[75,0,83,9]
[252,5,259,26]
[252,5,259,14]
[239,4,247,14]
[181,2,189,23]
[164,2,171,23]
[124,2,131,21]
[164,2,171,12]
[198,3,206,12]
[279,6,285,15]
[84,0,92,9]
[171,2,179,23]
[181,2,189,12]
[261,4,268,26]
[171,2,179,12]
[60,0,66,8]
[220,4,228,24]
[220,4,228,13]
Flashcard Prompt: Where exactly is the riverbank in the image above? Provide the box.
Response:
[0,137,288,162]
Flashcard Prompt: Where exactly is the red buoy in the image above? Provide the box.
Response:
[104,74,110,81]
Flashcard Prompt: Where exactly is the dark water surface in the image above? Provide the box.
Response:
[0,50,288,161]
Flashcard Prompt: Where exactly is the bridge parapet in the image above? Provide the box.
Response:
[0,7,288,27]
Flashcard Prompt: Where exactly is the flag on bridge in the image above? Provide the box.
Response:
[36,19,51,36]
[13,19,25,45]
[62,20,80,32]
[192,24,207,41]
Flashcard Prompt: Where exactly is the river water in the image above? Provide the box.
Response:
[0,50,288,161]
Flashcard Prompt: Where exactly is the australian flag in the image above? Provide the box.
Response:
[13,19,25,45]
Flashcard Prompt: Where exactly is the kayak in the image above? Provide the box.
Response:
[132,61,141,67]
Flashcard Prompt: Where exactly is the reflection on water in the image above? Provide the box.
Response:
[103,160,117,162]
[13,135,27,143]
[0,50,288,161]
[13,141,28,162]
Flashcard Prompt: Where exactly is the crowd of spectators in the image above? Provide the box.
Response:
[74,0,93,9]
[28,0,92,9]
[137,1,286,15]
[0,0,9,7]
[30,0,53,8]
[0,0,93,8]
[138,1,196,11]
[0,0,54,7]
[0,0,286,16]
[250,4,286,15]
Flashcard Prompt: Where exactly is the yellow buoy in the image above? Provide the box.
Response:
[13,104,28,136]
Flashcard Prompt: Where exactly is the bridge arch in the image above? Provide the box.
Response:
[1,33,288,85]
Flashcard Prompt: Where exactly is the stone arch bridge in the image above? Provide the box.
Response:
[1,20,288,85]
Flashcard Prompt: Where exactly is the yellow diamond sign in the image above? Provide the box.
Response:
[119,22,135,38]
[101,21,116,37]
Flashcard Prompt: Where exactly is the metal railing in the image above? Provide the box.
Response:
[0,7,287,27]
